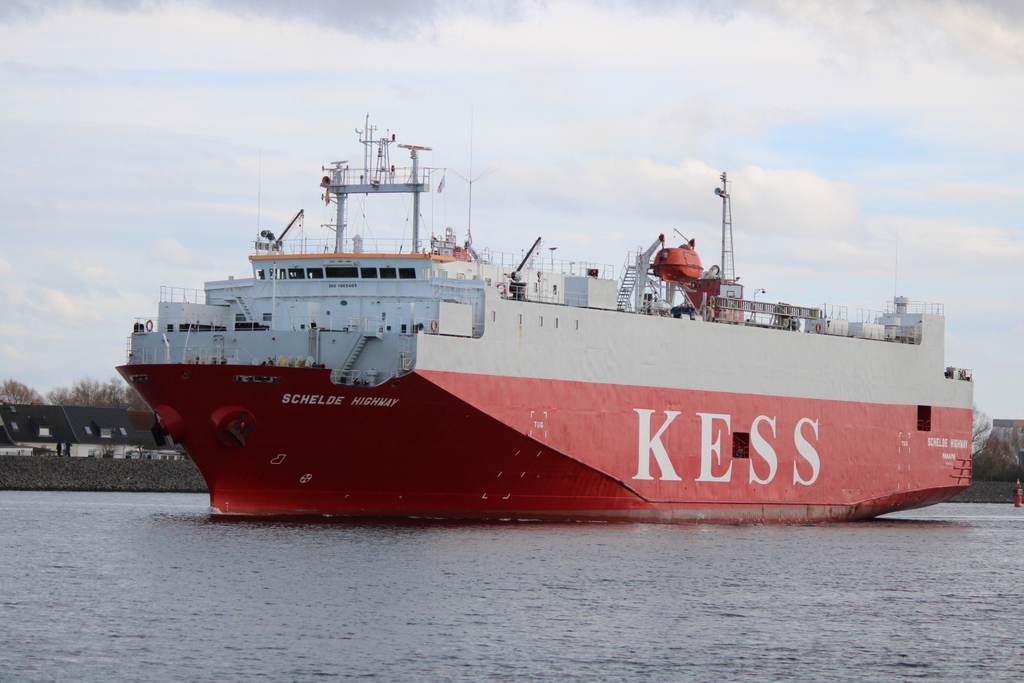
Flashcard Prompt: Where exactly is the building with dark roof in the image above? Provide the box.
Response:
[0,403,174,458]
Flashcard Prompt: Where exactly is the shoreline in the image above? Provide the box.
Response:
[0,456,1017,502]
[0,455,207,493]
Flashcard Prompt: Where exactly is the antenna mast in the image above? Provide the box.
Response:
[320,116,432,254]
[716,172,735,283]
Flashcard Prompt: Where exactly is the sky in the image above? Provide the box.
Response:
[1,0,1021,418]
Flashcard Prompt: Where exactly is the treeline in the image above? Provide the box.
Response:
[972,407,1023,482]
[0,377,146,411]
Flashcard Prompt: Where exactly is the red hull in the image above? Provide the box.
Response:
[118,364,972,522]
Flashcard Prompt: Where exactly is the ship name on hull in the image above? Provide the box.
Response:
[632,409,820,485]
[280,394,400,407]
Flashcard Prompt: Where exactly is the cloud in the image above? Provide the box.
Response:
[2,0,1023,417]
[0,0,537,37]
[150,237,209,267]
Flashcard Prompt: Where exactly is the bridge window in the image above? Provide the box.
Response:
[379,267,397,279]
[360,267,378,279]
[326,266,358,278]
[917,405,932,432]
[307,268,324,279]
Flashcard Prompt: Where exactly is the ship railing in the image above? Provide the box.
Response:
[330,368,383,386]
[134,317,232,333]
[819,303,848,320]
[886,300,944,315]
[886,325,922,344]
[856,308,885,324]
[160,286,205,304]
[704,297,821,329]
[126,345,256,366]
[329,365,412,387]
[482,252,614,278]
[944,366,973,382]
[323,162,435,189]
[250,236,615,278]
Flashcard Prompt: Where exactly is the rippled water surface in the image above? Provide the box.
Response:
[2,492,1023,682]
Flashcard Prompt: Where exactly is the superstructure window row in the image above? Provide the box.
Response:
[256,267,416,280]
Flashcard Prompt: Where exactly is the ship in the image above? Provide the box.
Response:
[117,119,975,522]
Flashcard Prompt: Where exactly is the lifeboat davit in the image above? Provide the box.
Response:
[652,239,703,284]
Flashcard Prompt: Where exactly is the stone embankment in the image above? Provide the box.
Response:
[948,480,1017,504]
[0,456,1015,502]
[0,456,208,493]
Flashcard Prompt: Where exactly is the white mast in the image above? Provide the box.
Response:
[715,172,735,283]
[319,117,432,254]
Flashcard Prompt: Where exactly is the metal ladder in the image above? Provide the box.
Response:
[616,265,637,311]
[340,335,370,373]
[235,296,255,323]
[951,457,973,484]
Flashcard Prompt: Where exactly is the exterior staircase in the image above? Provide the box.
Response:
[616,264,637,312]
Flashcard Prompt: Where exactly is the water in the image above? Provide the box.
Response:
[1,492,1022,682]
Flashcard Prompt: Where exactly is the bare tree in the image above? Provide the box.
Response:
[46,376,146,410]
[0,379,43,404]
[973,405,991,456]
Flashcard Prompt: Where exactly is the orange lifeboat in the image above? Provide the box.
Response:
[652,239,703,284]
